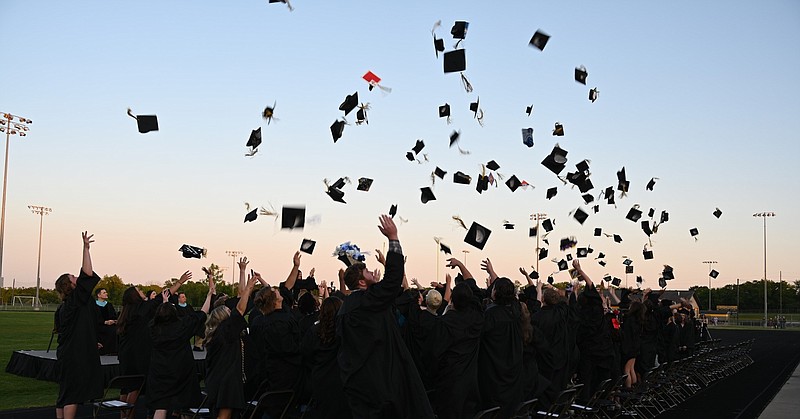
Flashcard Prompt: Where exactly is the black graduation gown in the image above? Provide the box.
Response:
[478,301,524,418]
[301,323,352,419]
[575,285,613,402]
[408,306,438,389]
[638,309,660,373]
[532,302,572,396]
[426,305,483,419]
[678,319,695,358]
[118,298,161,381]
[205,309,248,415]
[660,321,680,363]
[95,301,118,355]
[249,306,302,391]
[147,311,206,411]
[337,251,434,419]
[55,270,103,407]
[621,315,642,361]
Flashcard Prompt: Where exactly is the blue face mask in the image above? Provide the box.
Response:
[96,300,107,307]
[178,303,187,308]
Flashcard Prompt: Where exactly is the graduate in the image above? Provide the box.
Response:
[337,215,434,418]
[94,287,118,355]
[54,232,103,419]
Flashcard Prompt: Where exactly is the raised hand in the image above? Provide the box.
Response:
[161,289,170,302]
[519,267,528,277]
[377,214,398,240]
[375,249,386,266]
[445,258,462,269]
[238,256,249,271]
[179,270,192,284]
[82,231,95,249]
[293,251,301,267]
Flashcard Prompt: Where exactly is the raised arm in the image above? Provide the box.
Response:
[200,276,215,314]
[81,231,94,276]
[236,273,258,315]
[481,258,499,285]
[444,273,453,303]
[238,257,249,295]
[519,267,534,287]
[283,251,302,291]
[572,259,592,288]
[169,270,191,296]
[445,257,474,280]
[338,268,350,296]
[319,280,330,300]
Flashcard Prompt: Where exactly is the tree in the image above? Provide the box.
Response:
[93,274,127,306]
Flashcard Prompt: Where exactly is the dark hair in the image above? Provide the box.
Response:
[492,277,515,306]
[254,287,280,315]
[627,300,646,324]
[542,288,562,306]
[343,262,366,290]
[318,297,343,345]
[117,286,145,335]
[298,292,318,315]
[55,274,73,301]
[152,303,177,331]
[95,287,107,297]
[451,283,479,311]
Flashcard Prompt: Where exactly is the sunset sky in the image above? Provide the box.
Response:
[1,0,798,293]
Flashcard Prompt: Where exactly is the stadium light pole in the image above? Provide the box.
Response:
[702,261,717,311]
[753,212,775,328]
[530,212,547,273]
[0,112,32,286]
[225,250,243,285]
[462,249,469,265]
[29,205,51,308]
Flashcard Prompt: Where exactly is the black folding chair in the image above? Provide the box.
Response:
[246,389,294,419]
[512,398,539,418]
[91,374,145,419]
[473,406,501,419]
[535,385,582,418]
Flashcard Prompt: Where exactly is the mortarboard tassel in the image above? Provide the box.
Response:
[460,73,473,93]
[356,103,370,126]
[126,108,137,121]
[452,215,467,230]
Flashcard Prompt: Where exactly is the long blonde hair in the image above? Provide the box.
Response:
[204,305,231,346]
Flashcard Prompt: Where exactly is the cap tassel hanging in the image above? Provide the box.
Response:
[126,108,137,122]
[452,215,467,230]
[356,103,370,126]
[460,73,473,93]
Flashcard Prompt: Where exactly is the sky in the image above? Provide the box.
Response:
[1,0,799,293]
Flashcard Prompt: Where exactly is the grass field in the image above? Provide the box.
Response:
[0,311,58,410]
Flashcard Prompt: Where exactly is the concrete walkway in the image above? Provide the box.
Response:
[760,361,800,418]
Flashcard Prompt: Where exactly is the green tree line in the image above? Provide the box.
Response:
[691,279,800,311]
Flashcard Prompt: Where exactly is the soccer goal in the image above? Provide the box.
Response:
[12,296,39,307]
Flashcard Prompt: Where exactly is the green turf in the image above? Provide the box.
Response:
[0,311,59,410]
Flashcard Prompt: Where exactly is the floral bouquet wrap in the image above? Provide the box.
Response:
[333,241,367,267]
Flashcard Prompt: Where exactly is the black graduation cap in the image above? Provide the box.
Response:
[662,265,675,280]
[626,265,634,274]
[453,171,471,184]
[690,228,699,237]
[660,210,670,223]
[529,270,540,280]
[547,275,554,285]
[643,248,654,260]
[244,208,258,223]
[589,88,599,103]
[522,128,534,148]
[421,187,436,204]
[635,274,642,283]
[594,228,602,236]
[281,206,305,230]
[356,105,368,125]
[541,144,568,175]
[623,258,633,266]
[646,177,657,191]
[357,177,373,191]
[542,219,554,232]
[262,102,277,124]
[603,274,612,282]
[529,30,550,51]
[642,220,653,236]
[573,207,589,225]
[412,139,425,155]
[434,167,447,179]
[557,259,568,271]
[127,109,158,133]
[713,208,723,219]
[611,277,622,287]
[433,37,445,58]
[538,247,548,260]
[389,204,397,218]
[300,239,316,255]
[574,66,588,85]
[439,241,452,255]
[552,122,564,136]
[582,194,595,204]
[339,92,358,115]
[546,187,558,200]
[604,186,615,205]
[469,97,480,118]
[449,130,461,147]
[506,175,522,192]
[330,120,345,143]
[486,160,500,171]
[648,208,655,218]
[529,227,537,237]
[613,234,622,243]
[443,49,466,73]
[451,21,469,39]
[626,206,643,222]
[577,248,588,258]
[658,277,667,288]
[475,174,489,194]
[326,181,346,203]
[405,152,415,162]
[617,167,630,193]
[503,221,515,230]
[599,260,607,267]
[710,269,719,279]
[179,244,206,259]
[526,105,534,116]
[246,127,262,151]
[439,103,451,118]
[464,221,491,250]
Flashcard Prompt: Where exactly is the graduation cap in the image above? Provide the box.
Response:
[464,221,491,250]
[451,21,469,39]
[710,269,719,279]
[526,105,534,116]
[646,177,657,191]
[662,265,675,280]
[538,247,548,260]
[617,167,630,193]
[339,92,359,116]
[433,37,445,58]
[574,66,588,85]
[547,275,555,285]
[505,175,522,192]
[262,102,277,124]
[594,228,602,236]
[603,274,612,282]
[330,120,345,143]
[362,71,391,93]
[660,210,670,223]
[690,228,699,238]
[453,171,472,184]
[356,104,369,125]
[127,108,158,134]
[626,265,634,274]
[552,122,565,136]
[546,187,558,200]
[643,247,654,260]
[434,167,447,180]
[245,127,262,156]
[522,128,534,148]
[529,270,540,280]
[582,194,595,204]
[626,206,643,222]
[589,88,599,103]
[405,152,415,162]
[557,259,568,271]
[438,241,452,255]
[486,160,500,171]
[599,260,607,267]
[612,234,623,243]
[179,244,206,259]
[560,236,578,251]
[300,239,316,255]
[611,277,621,287]
[439,103,451,122]
[529,227,537,237]
[475,174,489,194]
[281,206,305,230]
[326,185,346,204]
[542,219,554,232]
[713,208,723,219]
[421,187,436,204]
[529,29,550,51]
[658,277,667,288]
[642,220,653,236]
[357,177,373,192]
[604,186,616,205]
[449,130,461,147]
[622,258,633,266]
[412,139,425,155]
[503,221,515,230]
[635,274,642,283]
[469,97,480,118]
[648,208,655,218]
[389,204,398,218]
[443,49,466,73]
[268,0,294,11]
[244,208,258,223]
[573,207,589,225]
[541,144,568,175]
[577,248,589,258]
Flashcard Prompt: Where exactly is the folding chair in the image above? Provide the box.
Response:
[512,398,539,418]
[473,406,501,419]
[572,378,612,418]
[246,389,294,419]
[91,375,145,419]
[535,385,581,418]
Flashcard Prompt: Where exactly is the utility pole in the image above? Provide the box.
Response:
[29,205,51,308]
[753,212,775,328]
[0,112,32,286]
[530,213,547,273]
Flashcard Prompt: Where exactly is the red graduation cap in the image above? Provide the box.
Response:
[362,71,392,94]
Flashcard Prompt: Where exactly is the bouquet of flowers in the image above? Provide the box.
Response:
[333,241,367,267]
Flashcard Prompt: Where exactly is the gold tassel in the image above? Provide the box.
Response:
[452,215,467,230]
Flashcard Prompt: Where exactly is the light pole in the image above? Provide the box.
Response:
[530,212,547,273]
[28,205,51,308]
[753,212,775,328]
[0,112,32,285]
[225,250,243,285]
[702,261,718,311]
[461,249,469,265]
[736,278,740,325]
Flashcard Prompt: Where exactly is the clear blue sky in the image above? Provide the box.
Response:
[1,0,799,292]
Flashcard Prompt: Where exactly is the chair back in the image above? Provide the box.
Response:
[472,406,500,419]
